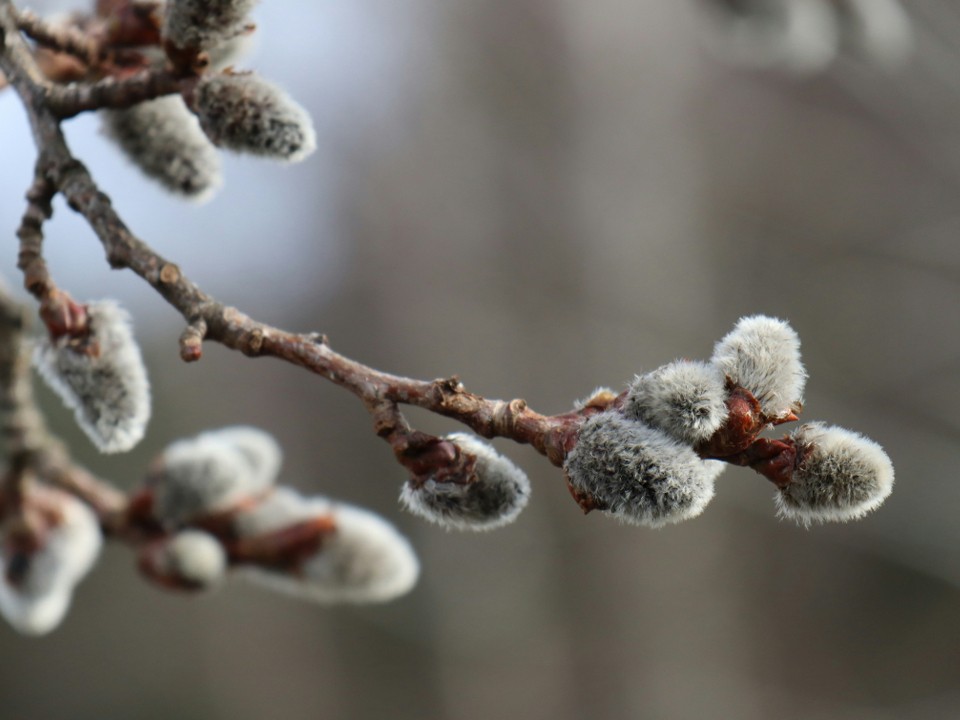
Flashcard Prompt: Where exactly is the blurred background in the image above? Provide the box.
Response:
[1,0,960,718]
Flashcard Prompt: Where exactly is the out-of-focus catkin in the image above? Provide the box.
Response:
[190,72,316,163]
[162,0,258,50]
[101,96,222,201]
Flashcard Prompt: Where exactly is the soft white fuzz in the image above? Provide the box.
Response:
[711,315,806,420]
[776,423,894,526]
[399,433,531,531]
[101,96,222,201]
[33,300,151,453]
[239,491,420,604]
[151,430,276,527]
[0,489,102,635]
[625,361,729,445]
[563,411,719,528]
[192,72,316,163]
[163,0,258,50]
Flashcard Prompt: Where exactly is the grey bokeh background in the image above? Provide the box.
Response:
[2,1,960,718]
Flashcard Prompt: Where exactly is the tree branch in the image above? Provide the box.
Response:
[0,0,597,479]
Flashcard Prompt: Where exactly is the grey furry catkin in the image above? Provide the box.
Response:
[625,360,729,445]
[191,72,316,163]
[0,487,102,636]
[564,411,723,528]
[33,300,151,454]
[163,0,258,50]
[399,432,531,531]
[238,490,420,604]
[162,530,228,589]
[711,314,806,420]
[151,430,276,527]
[101,95,222,201]
[776,423,894,525]
[197,426,283,489]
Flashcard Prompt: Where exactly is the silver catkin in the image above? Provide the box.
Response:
[163,0,258,50]
[399,432,531,531]
[101,95,222,201]
[711,314,806,420]
[151,432,275,527]
[33,300,151,454]
[238,490,420,604]
[192,72,316,163]
[163,530,228,589]
[625,360,729,445]
[776,422,894,526]
[564,411,722,528]
[0,487,102,635]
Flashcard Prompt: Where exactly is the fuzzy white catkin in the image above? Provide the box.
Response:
[152,431,275,527]
[101,96,222,201]
[192,72,316,163]
[399,433,531,531]
[163,0,258,50]
[238,490,420,604]
[199,426,283,489]
[163,530,228,588]
[625,361,729,445]
[0,489,102,635]
[564,411,722,528]
[776,423,894,525]
[711,314,806,420]
[33,300,151,454]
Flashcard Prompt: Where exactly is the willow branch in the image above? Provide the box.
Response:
[0,1,596,474]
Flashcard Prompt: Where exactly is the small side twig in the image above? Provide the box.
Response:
[15,8,100,67]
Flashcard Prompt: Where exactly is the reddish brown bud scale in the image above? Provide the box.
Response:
[226,516,336,570]
[38,290,89,342]
[695,384,766,459]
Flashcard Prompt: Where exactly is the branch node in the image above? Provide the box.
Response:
[241,327,264,356]
[159,262,181,284]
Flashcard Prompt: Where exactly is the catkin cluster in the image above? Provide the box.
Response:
[136,427,419,603]
[100,0,315,201]
[702,0,913,74]
[564,315,894,527]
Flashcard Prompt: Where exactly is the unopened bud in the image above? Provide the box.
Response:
[776,423,894,525]
[190,71,316,163]
[33,299,151,453]
[101,95,222,201]
[399,432,531,531]
[564,411,722,527]
[711,315,806,421]
[625,361,728,445]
